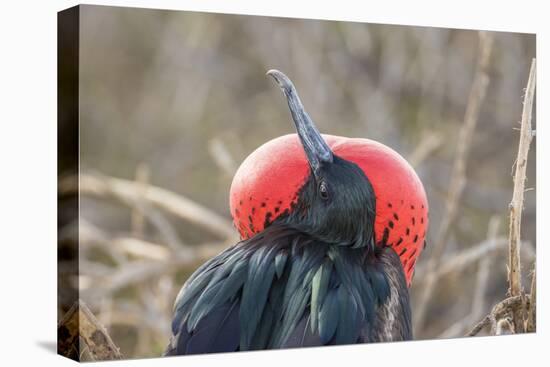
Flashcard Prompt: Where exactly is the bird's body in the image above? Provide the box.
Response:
[165,225,410,355]
[165,70,428,356]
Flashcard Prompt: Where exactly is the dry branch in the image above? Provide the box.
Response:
[77,220,128,265]
[414,31,494,331]
[437,216,499,338]
[65,216,232,300]
[59,172,237,240]
[507,58,536,332]
[415,236,534,284]
[496,317,513,335]
[140,206,186,250]
[208,137,238,177]
[526,266,536,332]
[114,237,172,261]
[71,216,233,300]
[58,300,122,361]
[74,219,173,263]
[79,240,230,298]
[471,217,499,321]
[408,132,443,168]
[131,163,150,237]
[466,295,530,336]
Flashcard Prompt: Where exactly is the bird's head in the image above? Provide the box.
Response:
[229,70,428,286]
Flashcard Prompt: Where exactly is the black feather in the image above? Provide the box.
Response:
[318,287,340,344]
[183,301,240,355]
[167,225,410,355]
[282,315,323,348]
[239,246,278,350]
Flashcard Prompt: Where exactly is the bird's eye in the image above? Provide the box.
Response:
[319,181,329,200]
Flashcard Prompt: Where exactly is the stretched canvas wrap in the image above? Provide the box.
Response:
[58,4,537,362]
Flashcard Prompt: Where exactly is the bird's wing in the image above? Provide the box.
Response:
[165,300,241,355]
[368,246,412,342]
[280,245,412,347]
[164,244,246,356]
[165,229,412,356]
[165,230,291,355]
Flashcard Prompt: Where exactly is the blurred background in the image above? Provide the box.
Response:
[58,4,536,359]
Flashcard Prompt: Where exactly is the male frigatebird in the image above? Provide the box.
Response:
[165,70,428,355]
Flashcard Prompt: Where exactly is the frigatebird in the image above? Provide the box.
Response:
[165,70,428,355]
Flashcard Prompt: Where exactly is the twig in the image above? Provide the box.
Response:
[208,137,238,177]
[526,265,536,332]
[58,300,122,361]
[471,216,500,321]
[76,218,228,264]
[408,132,443,168]
[131,163,150,237]
[496,317,514,335]
[488,314,498,335]
[466,295,530,336]
[78,220,128,266]
[73,216,186,264]
[414,31,494,331]
[144,207,186,251]
[98,296,113,332]
[113,237,172,261]
[467,315,491,337]
[438,319,469,339]
[96,305,168,336]
[59,172,237,240]
[67,179,185,251]
[71,218,231,298]
[78,260,113,277]
[80,241,230,298]
[437,216,500,338]
[415,237,534,283]
[507,58,536,332]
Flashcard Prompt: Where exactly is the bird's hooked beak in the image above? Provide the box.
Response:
[267,69,333,175]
